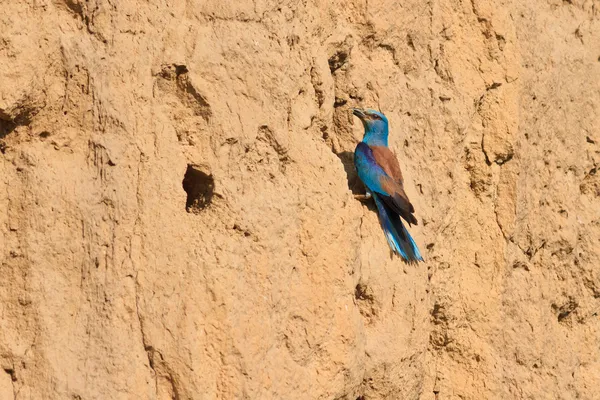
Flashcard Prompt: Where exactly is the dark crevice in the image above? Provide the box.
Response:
[182,164,214,213]
[552,298,578,324]
[334,97,347,108]
[174,64,189,76]
[481,134,492,166]
[431,302,448,325]
[3,368,16,381]
[233,224,251,237]
[64,0,83,16]
[158,64,212,121]
[355,282,379,322]
[355,283,374,302]
[0,106,35,138]
[4,367,16,400]
[1,96,41,141]
[406,34,416,50]
[328,50,349,73]
[495,152,514,165]
[378,43,398,65]
[0,119,17,138]
[310,66,325,107]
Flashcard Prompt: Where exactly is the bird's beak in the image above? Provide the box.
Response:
[352,108,366,119]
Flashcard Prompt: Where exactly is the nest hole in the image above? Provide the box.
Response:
[182,164,214,213]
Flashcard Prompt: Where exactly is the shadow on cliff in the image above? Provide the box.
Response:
[0,120,16,139]
[0,120,16,154]
[336,151,376,212]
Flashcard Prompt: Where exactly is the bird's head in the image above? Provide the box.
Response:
[352,108,389,146]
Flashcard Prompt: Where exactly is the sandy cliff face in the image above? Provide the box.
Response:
[1,0,599,399]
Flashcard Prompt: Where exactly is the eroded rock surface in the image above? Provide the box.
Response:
[1,1,599,399]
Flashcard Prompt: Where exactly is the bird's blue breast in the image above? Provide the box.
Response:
[354,142,391,197]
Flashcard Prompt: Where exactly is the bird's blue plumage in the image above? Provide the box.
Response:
[357,109,389,147]
[352,108,423,263]
[354,142,392,197]
[372,193,423,263]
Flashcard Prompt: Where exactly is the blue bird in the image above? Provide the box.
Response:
[352,108,423,263]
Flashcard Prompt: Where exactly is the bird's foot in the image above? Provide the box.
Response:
[354,192,372,201]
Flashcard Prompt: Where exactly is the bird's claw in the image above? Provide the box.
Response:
[354,192,372,201]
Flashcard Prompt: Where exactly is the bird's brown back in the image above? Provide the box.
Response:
[370,146,404,185]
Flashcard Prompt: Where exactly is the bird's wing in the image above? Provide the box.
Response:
[369,145,415,216]
[354,142,417,225]
[370,145,404,184]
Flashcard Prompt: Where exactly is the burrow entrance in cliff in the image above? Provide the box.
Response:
[182,164,214,213]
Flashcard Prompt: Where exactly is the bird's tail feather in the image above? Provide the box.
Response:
[372,193,424,263]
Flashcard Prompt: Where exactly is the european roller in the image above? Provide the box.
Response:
[352,108,423,263]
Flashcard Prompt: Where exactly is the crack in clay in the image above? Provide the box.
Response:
[480,129,492,166]
[197,3,288,25]
[130,145,181,399]
[134,271,156,390]
[494,204,509,242]
[129,148,159,397]
[4,366,17,400]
